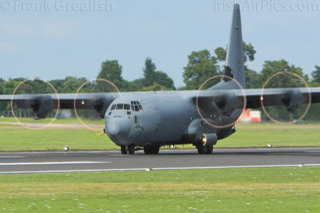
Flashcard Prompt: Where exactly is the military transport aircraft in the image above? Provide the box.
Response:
[1,4,320,155]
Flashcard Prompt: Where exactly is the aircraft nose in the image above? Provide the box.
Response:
[107,123,121,136]
[106,118,131,140]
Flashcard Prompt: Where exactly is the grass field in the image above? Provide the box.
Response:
[218,123,320,148]
[1,117,320,151]
[0,117,104,125]
[0,167,319,212]
[1,118,319,212]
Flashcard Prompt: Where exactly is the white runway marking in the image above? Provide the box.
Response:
[0,164,320,174]
[0,156,24,159]
[0,161,109,166]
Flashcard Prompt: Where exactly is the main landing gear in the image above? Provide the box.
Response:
[128,144,135,155]
[195,134,217,154]
[121,144,135,155]
[144,145,160,155]
[195,143,213,154]
[120,145,160,155]
[121,146,127,154]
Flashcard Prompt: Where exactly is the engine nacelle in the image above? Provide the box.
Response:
[30,95,54,119]
[280,90,304,113]
[92,96,113,118]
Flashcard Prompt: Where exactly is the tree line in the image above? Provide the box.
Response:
[1,42,320,119]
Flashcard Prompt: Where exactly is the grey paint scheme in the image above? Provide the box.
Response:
[225,3,245,88]
[1,4,320,149]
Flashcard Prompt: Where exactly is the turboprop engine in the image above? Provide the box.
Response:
[280,90,304,113]
[14,95,55,119]
[30,95,54,119]
[196,90,245,128]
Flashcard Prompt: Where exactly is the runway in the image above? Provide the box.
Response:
[1,147,320,174]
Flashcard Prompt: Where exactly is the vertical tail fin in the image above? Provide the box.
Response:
[225,3,245,88]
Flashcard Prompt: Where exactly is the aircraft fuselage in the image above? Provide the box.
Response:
[105,91,235,147]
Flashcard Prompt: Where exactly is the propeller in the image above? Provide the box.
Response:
[74,78,120,130]
[261,71,311,124]
[29,95,54,119]
[199,92,244,127]
[196,75,246,129]
[11,78,60,129]
[280,90,305,113]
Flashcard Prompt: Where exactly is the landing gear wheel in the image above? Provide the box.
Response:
[196,143,213,154]
[128,144,135,155]
[121,146,127,155]
[144,145,160,155]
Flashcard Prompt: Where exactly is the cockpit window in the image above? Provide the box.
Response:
[124,104,130,110]
[111,102,143,112]
[112,103,131,111]
[131,101,143,112]
[116,104,124,110]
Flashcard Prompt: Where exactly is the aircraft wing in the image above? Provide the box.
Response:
[245,87,320,108]
[192,87,320,126]
[0,93,118,118]
[195,87,320,112]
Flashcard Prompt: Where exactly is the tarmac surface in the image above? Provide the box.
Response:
[0,147,320,174]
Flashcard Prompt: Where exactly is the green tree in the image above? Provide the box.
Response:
[2,78,24,94]
[0,78,4,94]
[127,79,145,91]
[141,82,170,91]
[0,79,6,113]
[142,58,175,90]
[98,60,126,90]
[50,79,66,92]
[61,77,87,93]
[311,65,320,84]
[243,42,256,63]
[143,58,157,87]
[183,50,218,89]
[152,71,175,90]
[245,69,260,88]
[260,60,304,88]
[214,47,226,61]
[214,42,256,64]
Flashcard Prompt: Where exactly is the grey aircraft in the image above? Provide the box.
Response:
[1,4,320,155]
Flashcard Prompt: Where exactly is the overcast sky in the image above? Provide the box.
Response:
[0,0,319,87]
